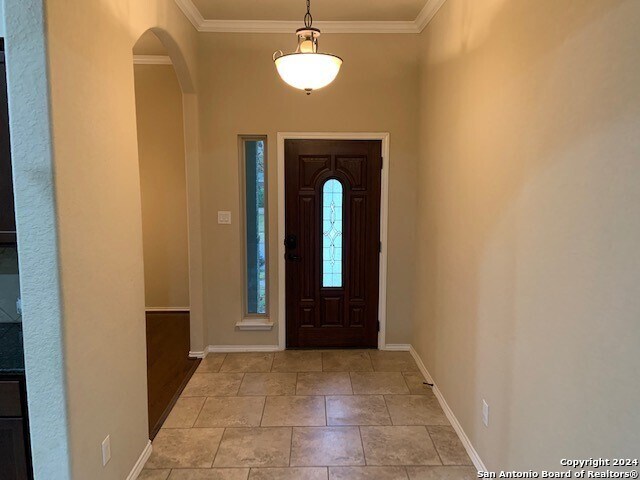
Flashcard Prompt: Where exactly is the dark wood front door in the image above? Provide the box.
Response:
[285,139,382,348]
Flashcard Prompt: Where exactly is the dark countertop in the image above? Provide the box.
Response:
[0,322,25,374]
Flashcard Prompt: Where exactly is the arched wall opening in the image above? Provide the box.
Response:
[132,29,204,436]
[2,0,202,476]
[131,26,204,356]
[134,31,190,313]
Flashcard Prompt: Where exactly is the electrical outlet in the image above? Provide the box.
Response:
[482,399,489,427]
[101,435,111,466]
[217,211,232,224]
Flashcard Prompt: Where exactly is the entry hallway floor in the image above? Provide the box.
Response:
[140,350,476,480]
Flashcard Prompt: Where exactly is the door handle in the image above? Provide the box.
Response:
[287,254,302,262]
[284,234,298,250]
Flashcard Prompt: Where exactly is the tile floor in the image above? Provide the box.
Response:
[141,350,476,480]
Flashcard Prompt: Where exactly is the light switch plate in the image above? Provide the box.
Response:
[101,435,111,466]
[218,211,232,224]
[482,399,489,427]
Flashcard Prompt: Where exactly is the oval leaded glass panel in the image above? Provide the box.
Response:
[322,179,343,287]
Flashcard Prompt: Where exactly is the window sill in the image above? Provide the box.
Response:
[236,319,274,331]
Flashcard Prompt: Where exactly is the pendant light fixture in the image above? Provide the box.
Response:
[273,0,343,95]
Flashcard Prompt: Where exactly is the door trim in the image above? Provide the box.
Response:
[277,132,390,350]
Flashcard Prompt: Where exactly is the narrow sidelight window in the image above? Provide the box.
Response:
[241,136,268,316]
[322,179,343,287]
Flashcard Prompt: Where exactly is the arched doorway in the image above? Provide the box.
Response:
[132,29,202,438]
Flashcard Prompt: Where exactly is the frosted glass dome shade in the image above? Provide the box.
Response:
[274,52,343,92]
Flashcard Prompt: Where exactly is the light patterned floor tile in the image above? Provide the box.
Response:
[167,469,250,480]
[194,396,265,427]
[326,395,391,426]
[249,467,328,479]
[213,427,292,468]
[406,466,477,480]
[329,466,409,479]
[262,396,326,426]
[290,427,365,467]
[360,426,441,466]
[197,354,227,373]
[163,397,206,428]
[147,428,224,469]
[296,372,352,395]
[156,350,476,478]
[182,373,243,397]
[384,395,449,426]
[220,353,274,372]
[139,470,171,480]
[322,351,373,372]
[239,373,297,396]
[271,351,323,372]
[427,426,472,465]
[402,373,434,395]
[350,372,410,394]
[369,352,419,372]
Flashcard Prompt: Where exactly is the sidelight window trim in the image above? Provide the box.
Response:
[237,135,273,330]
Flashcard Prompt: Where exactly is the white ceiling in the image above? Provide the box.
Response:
[191,0,428,22]
[175,0,447,34]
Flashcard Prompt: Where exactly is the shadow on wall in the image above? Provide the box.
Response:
[416,0,639,469]
[133,30,190,310]
[144,27,195,94]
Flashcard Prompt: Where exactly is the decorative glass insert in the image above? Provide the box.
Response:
[243,138,268,315]
[322,179,343,288]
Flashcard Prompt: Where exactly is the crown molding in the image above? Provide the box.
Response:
[133,55,173,65]
[174,0,205,27]
[415,0,448,31]
[174,0,446,34]
[197,19,419,34]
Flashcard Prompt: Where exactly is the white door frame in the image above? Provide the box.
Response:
[277,132,390,350]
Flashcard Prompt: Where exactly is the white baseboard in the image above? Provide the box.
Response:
[146,307,190,312]
[133,55,172,65]
[189,344,281,357]
[196,344,410,354]
[207,344,282,353]
[409,345,487,472]
[126,440,152,480]
[382,344,411,351]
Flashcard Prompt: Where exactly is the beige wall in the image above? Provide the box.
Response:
[197,33,420,346]
[38,0,198,478]
[9,1,421,478]
[12,0,640,476]
[414,0,640,469]
[134,64,190,308]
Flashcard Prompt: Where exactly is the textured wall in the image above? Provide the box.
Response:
[4,1,71,477]
[5,0,198,478]
[414,0,640,469]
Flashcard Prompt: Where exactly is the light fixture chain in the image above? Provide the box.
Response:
[304,0,313,28]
